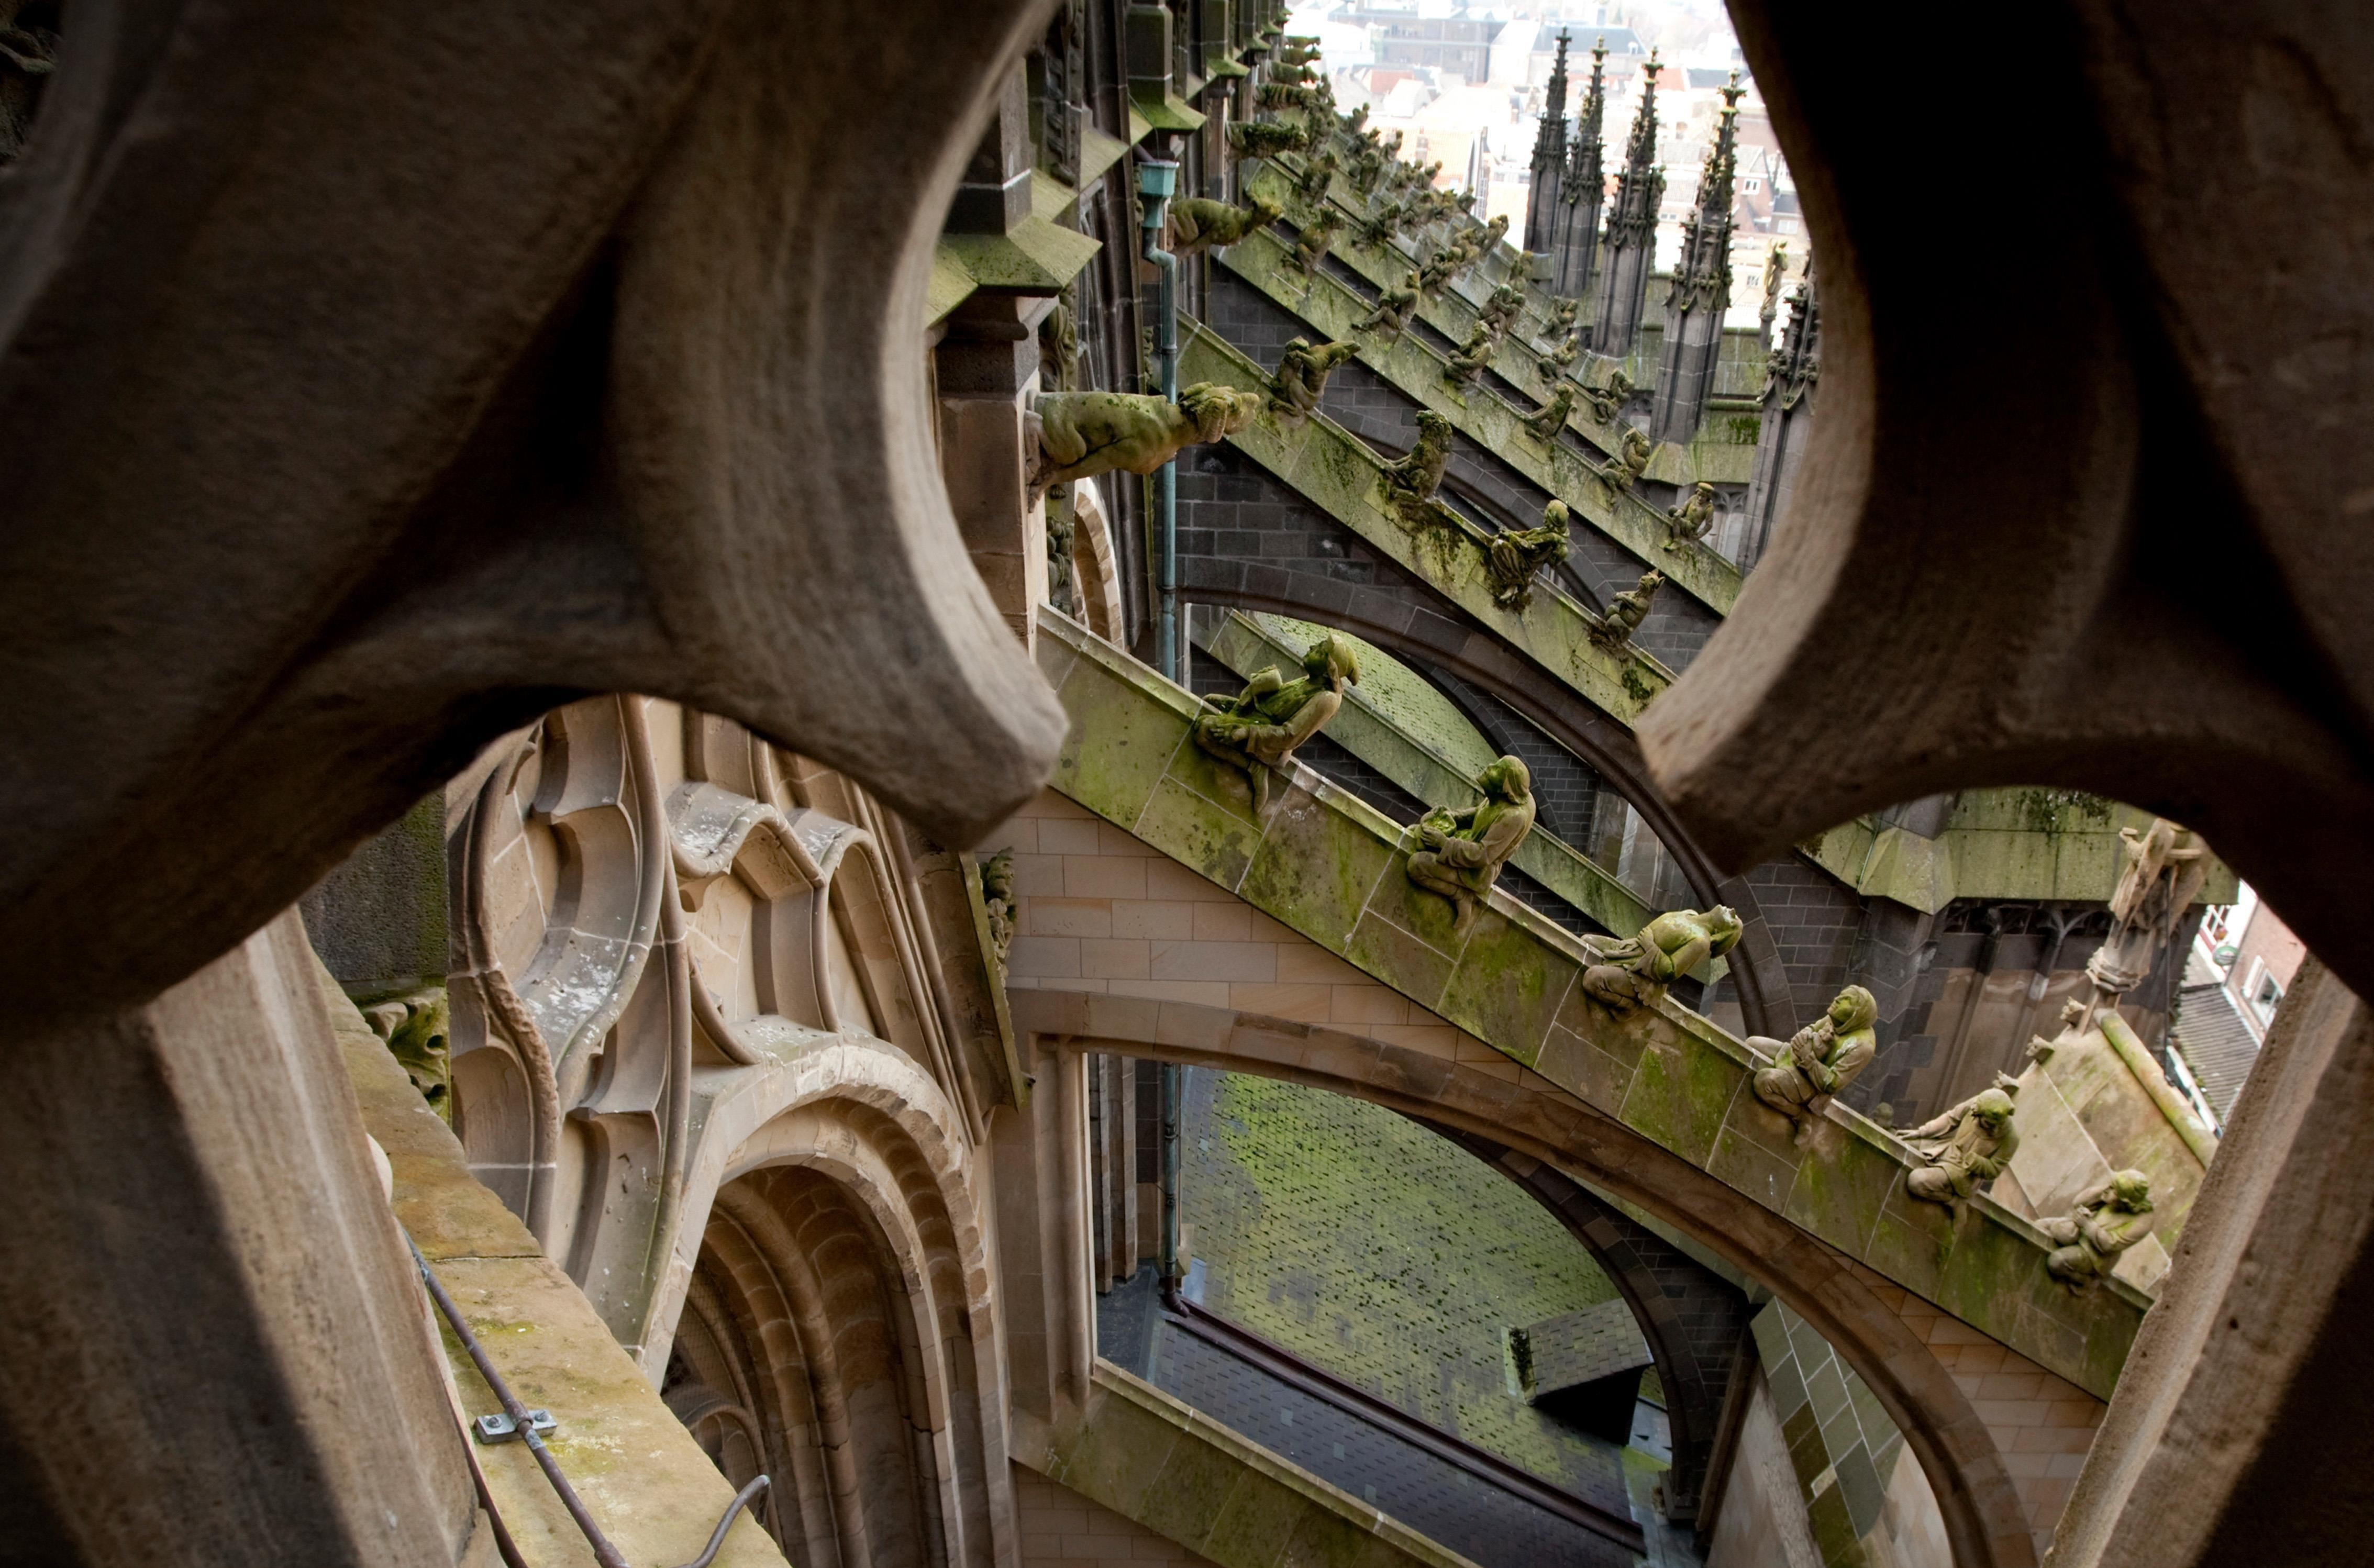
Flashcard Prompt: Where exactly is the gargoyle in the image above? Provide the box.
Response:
[1228,120,1308,161]
[1031,383,1263,491]
[1603,425,1651,492]
[1581,370,1633,423]
[1169,196,1284,255]
[1485,502,1571,609]
[1750,985,1879,1143]
[1194,633,1361,813]
[1477,283,1525,339]
[1444,326,1495,388]
[1898,1078,2022,1207]
[2041,1172,2156,1293]
[1520,385,1578,441]
[1286,213,1341,274]
[1381,412,1454,510]
[1355,275,1422,338]
[1268,337,1359,423]
[1407,756,1536,937]
[1581,907,1745,1011]
[1588,569,1663,651]
[1665,481,1716,552]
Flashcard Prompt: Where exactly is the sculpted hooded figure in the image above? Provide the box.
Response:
[1407,755,1536,936]
[1751,984,1879,1141]
[1581,906,1744,1011]
[1194,633,1361,812]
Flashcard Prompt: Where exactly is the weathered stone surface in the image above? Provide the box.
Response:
[1035,607,2146,1405]
[0,0,1067,1024]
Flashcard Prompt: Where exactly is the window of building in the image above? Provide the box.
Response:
[2252,970,2283,1023]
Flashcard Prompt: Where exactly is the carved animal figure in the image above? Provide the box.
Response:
[1520,384,1578,441]
[2041,1172,2156,1293]
[1581,907,1745,1011]
[1588,569,1663,650]
[1356,275,1422,338]
[1898,1080,2022,1206]
[1478,283,1525,339]
[1444,325,1495,387]
[1228,120,1308,161]
[1382,411,1454,504]
[1260,81,1324,112]
[1267,337,1359,422]
[1604,425,1651,491]
[1750,985,1879,1143]
[1286,213,1341,274]
[1582,370,1633,422]
[1666,481,1716,551]
[1168,196,1283,255]
[1031,383,1263,489]
[1193,633,1361,811]
[1406,757,1536,936]
[1485,503,1571,609]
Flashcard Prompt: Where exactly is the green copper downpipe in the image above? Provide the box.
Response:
[1137,152,1185,1298]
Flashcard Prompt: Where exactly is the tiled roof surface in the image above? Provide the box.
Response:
[2170,981,2260,1122]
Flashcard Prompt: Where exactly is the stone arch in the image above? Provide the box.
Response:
[655,1038,1011,1568]
[1016,989,2036,1568]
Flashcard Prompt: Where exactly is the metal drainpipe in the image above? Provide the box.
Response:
[1138,152,1181,685]
[1138,150,1188,1305]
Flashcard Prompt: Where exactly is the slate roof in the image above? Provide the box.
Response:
[1522,1300,1652,1396]
[2170,981,2261,1124]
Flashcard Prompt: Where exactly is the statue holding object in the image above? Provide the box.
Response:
[1406,756,1537,937]
[1193,633,1362,812]
[1750,985,1879,1143]
[2040,1171,2156,1293]
[1897,1077,2022,1207]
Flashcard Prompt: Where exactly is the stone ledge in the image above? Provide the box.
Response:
[323,950,790,1568]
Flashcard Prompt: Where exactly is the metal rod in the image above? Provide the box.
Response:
[408,1234,633,1568]
[670,1475,771,1568]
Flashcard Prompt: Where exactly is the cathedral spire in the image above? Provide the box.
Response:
[1524,30,1573,253]
[1549,37,1610,301]
[1650,71,1748,447]
[1590,49,1666,357]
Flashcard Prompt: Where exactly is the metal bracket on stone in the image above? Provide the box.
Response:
[473,1409,558,1444]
